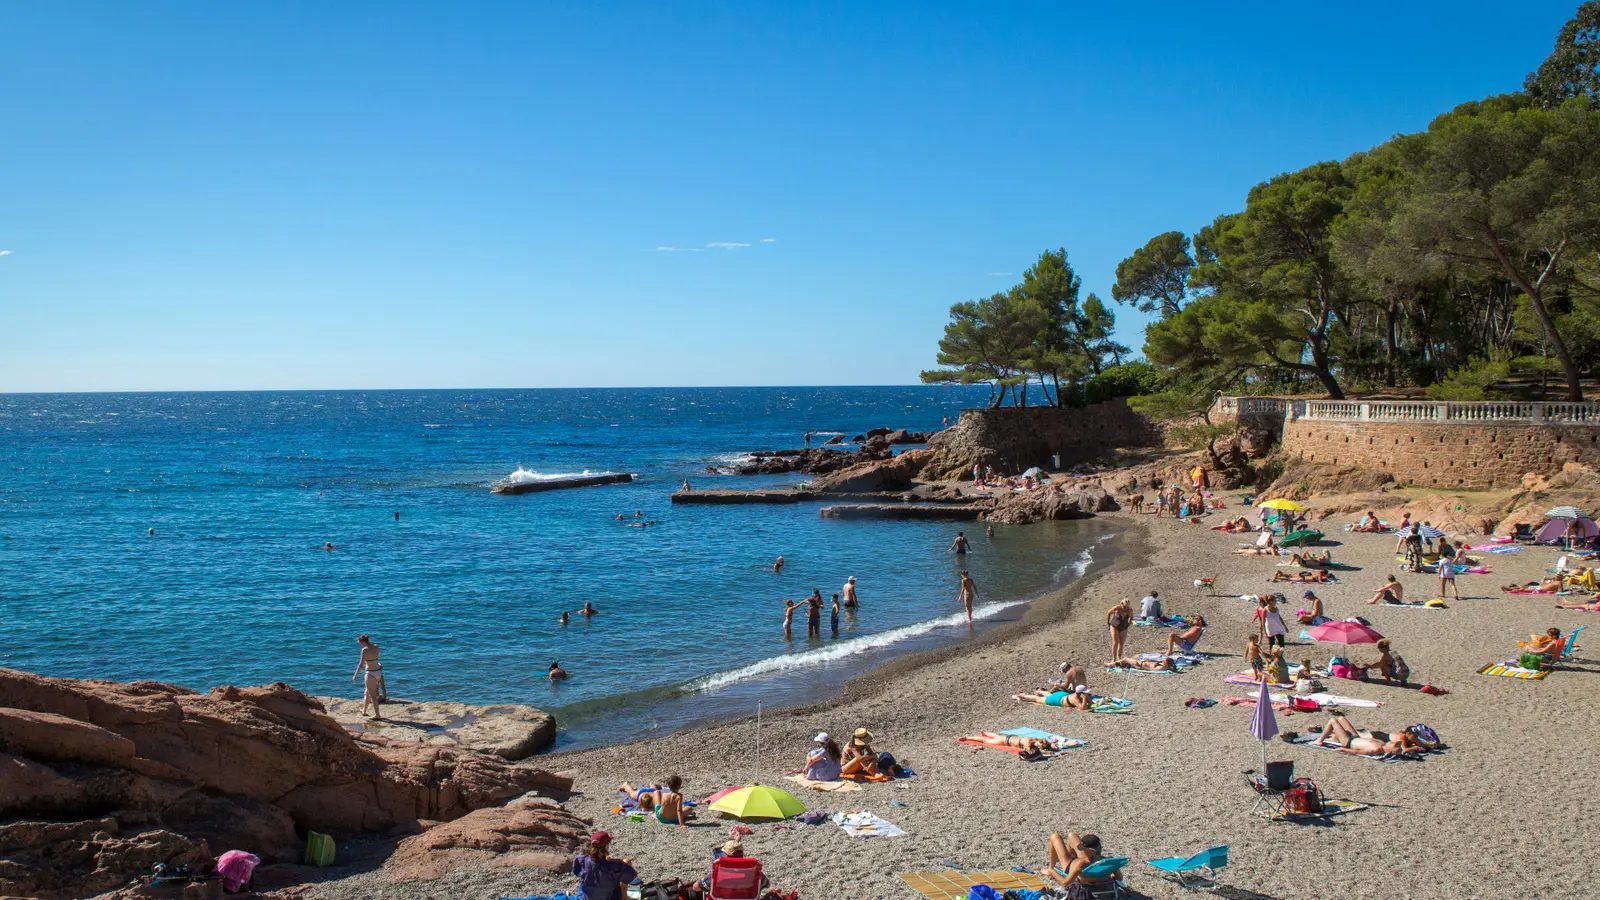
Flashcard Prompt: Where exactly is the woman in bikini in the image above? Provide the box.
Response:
[352,635,386,719]
[961,731,1059,755]
[1314,713,1434,757]
[1015,685,1095,709]
[1046,832,1122,896]
[1106,599,1132,662]
[1106,656,1177,671]
[841,728,880,777]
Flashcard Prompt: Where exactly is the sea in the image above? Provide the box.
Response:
[0,387,1116,750]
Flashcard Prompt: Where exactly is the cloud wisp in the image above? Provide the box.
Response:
[0,250,12,257]
[706,241,751,248]
[759,238,777,243]
[654,239,775,252]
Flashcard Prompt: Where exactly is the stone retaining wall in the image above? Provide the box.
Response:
[1282,419,1600,489]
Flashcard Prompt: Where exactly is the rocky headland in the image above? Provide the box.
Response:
[0,669,581,900]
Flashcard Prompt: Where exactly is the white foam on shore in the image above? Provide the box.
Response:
[501,466,614,484]
[690,534,1112,693]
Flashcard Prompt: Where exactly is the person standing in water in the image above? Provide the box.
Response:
[548,661,568,681]
[772,555,785,573]
[393,511,400,521]
[806,590,823,638]
[804,431,812,447]
[958,571,977,623]
[558,611,570,626]
[782,598,804,640]
[950,531,969,554]
[580,601,598,617]
[352,635,386,718]
[841,575,858,608]
[830,593,841,635]
[986,525,995,539]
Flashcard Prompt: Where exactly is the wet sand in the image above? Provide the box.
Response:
[310,506,1598,900]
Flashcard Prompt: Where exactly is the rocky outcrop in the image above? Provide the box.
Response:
[734,448,856,476]
[491,473,633,495]
[981,482,1118,525]
[824,434,845,445]
[384,793,588,881]
[317,698,556,761]
[0,669,578,900]
[922,402,1161,480]
[673,489,810,504]
[808,450,933,494]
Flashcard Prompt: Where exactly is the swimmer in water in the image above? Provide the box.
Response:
[634,510,643,517]
[394,511,400,521]
[548,661,568,681]
[950,531,969,554]
[580,601,598,617]
[986,525,994,539]
[842,575,858,607]
[147,528,155,536]
[806,590,823,638]
[782,598,804,640]
[615,513,626,521]
[559,611,570,626]
[324,542,335,552]
[772,555,785,573]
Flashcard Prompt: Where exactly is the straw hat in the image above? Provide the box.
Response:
[851,727,873,746]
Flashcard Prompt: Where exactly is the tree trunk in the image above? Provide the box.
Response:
[1019,380,1028,408]
[1384,299,1399,388]
[1496,245,1583,400]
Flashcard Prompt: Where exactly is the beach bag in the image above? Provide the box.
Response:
[304,831,336,867]
[877,751,903,778]
[1518,652,1547,670]
[968,887,1003,900]
[1329,663,1354,679]
[1283,777,1324,814]
[1409,723,1439,744]
[1290,696,1319,712]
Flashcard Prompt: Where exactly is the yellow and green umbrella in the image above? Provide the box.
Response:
[1256,498,1304,512]
[707,784,806,820]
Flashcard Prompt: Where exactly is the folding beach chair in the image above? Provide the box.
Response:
[1075,858,1129,899]
[1147,845,1229,889]
[1248,761,1294,819]
[1512,523,1536,543]
[707,856,763,900]
[1564,625,1586,659]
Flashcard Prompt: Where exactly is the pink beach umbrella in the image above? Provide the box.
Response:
[1307,620,1384,645]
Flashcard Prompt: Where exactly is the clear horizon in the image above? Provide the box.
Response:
[2,1,1581,392]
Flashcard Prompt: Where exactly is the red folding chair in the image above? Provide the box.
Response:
[708,856,763,900]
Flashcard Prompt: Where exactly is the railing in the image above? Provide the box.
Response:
[1210,396,1295,420]
[1283,399,1600,424]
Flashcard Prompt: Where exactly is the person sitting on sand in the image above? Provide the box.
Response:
[571,830,636,900]
[1312,712,1436,757]
[1294,658,1319,693]
[1298,590,1329,625]
[1369,575,1404,605]
[1047,832,1123,893]
[840,728,880,777]
[1213,516,1252,533]
[652,775,690,827]
[1353,511,1384,532]
[1166,616,1207,655]
[1014,685,1094,709]
[1106,656,1178,672]
[804,733,843,781]
[1264,647,1290,685]
[1350,639,1406,683]
[961,730,1061,755]
[1050,661,1087,693]
[548,661,569,681]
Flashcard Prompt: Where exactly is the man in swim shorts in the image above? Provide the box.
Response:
[842,576,858,607]
[806,590,823,638]
[950,531,969,554]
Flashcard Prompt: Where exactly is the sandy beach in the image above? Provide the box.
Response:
[306,502,1600,900]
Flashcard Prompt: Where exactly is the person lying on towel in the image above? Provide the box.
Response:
[1014,685,1095,709]
[1310,711,1438,757]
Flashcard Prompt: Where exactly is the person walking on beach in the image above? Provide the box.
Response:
[950,531,969,554]
[1255,595,1287,650]
[1439,549,1462,601]
[352,634,386,718]
[830,593,841,635]
[1106,599,1132,662]
[806,589,823,638]
[842,575,859,607]
[958,570,977,623]
[782,599,804,639]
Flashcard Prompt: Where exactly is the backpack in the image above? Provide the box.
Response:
[1390,654,1411,684]
[1283,777,1324,814]
[877,751,904,778]
[1409,723,1439,745]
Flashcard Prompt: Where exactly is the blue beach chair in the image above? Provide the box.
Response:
[1146,844,1229,889]
[1564,624,1586,659]
[1074,857,1129,899]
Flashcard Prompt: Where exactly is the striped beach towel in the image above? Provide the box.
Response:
[1478,661,1549,679]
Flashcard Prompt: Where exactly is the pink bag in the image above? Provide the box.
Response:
[215,850,260,893]
[1329,663,1354,679]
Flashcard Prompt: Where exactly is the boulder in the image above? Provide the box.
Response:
[819,504,983,521]
[808,450,932,494]
[824,434,845,445]
[384,793,589,882]
[981,482,1118,525]
[0,817,211,900]
[884,429,930,444]
[316,698,556,761]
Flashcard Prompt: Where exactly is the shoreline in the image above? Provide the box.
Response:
[307,503,1597,900]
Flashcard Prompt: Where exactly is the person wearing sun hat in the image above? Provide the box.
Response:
[570,830,636,900]
[840,727,879,777]
[803,731,842,781]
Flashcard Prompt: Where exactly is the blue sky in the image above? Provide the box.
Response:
[0,1,1581,392]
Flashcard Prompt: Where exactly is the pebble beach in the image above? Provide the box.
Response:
[309,504,1600,900]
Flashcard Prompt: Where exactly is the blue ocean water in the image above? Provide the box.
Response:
[0,388,1113,748]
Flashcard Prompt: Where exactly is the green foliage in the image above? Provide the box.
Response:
[1424,357,1511,400]
[1112,231,1194,317]
[1083,362,1165,404]
[1526,2,1600,108]
[1164,419,1239,451]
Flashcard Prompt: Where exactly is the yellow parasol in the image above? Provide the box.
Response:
[707,784,806,820]
[1256,498,1304,512]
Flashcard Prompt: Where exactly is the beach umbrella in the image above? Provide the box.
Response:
[1021,466,1048,479]
[1547,506,1588,519]
[1307,621,1384,645]
[1418,526,1446,540]
[1395,525,1415,538]
[1257,499,1304,511]
[709,784,806,820]
[1248,676,1278,769]
[703,785,743,806]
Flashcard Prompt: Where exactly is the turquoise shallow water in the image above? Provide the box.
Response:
[0,387,1113,748]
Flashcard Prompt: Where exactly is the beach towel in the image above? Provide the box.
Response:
[1133,614,1189,627]
[1290,733,1411,763]
[1478,661,1550,679]
[1470,544,1521,554]
[956,729,1086,759]
[1296,692,1383,709]
[1090,696,1135,713]
[1140,651,1210,664]
[831,810,906,838]
[1269,799,1371,821]
[1223,673,1294,689]
[499,894,578,900]
[898,871,1050,900]
[215,851,259,893]
[783,774,863,792]
[1379,600,1449,609]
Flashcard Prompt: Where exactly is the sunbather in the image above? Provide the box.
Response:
[1271,569,1336,584]
[1106,656,1178,671]
[1050,662,1088,693]
[1298,590,1329,625]
[1234,544,1279,556]
[1369,575,1404,605]
[1213,516,1252,533]
[1517,628,1565,661]
[1014,685,1094,709]
[961,730,1060,755]
[1502,577,1565,593]
[1264,647,1290,685]
[1555,598,1600,610]
[1353,511,1385,533]
[803,733,843,782]
[1288,550,1333,568]
[1166,617,1207,655]
[1047,831,1122,892]
[1312,712,1437,757]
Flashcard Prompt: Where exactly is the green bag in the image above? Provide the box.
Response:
[304,831,336,867]
[1518,652,1547,671]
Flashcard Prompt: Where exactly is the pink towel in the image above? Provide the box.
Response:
[215,850,260,893]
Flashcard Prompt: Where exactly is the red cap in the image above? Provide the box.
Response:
[589,830,612,847]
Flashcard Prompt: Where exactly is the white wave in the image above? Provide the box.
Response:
[710,452,757,467]
[693,535,1111,693]
[501,466,614,484]
[1054,533,1115,580]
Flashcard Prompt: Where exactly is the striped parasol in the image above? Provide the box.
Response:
[1547,506,1588,520]
[1418,525,1445,540]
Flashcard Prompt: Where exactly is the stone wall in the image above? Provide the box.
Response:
[922,399,1160,479]
[1282,419,1600,489]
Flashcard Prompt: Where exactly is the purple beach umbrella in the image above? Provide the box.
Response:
[1249,676,1278,771]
